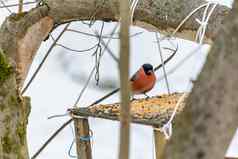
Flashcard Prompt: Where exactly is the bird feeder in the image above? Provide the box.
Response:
[70,93,188,159]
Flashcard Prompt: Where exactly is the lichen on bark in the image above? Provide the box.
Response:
[0,48,13,84]
[8,12,27,22]
[0,47,31,159]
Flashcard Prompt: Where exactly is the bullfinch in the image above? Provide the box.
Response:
[130,63,156,98]
[89,63,156,106]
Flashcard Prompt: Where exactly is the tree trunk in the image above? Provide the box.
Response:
[0,50,30,159]
[0,7,53,159]
[165,1,238,159]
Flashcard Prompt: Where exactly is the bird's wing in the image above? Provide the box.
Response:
[130,70,139,81]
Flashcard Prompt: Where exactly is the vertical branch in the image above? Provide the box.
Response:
[118,0,130,159]
[18,0,23,13]
[74,118,92,159]
[153,128,167,159]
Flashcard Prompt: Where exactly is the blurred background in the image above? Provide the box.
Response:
[0,0,236,158]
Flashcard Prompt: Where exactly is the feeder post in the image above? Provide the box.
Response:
[74,118,92,159]
[153,127,167,159]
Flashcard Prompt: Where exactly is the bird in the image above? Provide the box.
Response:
[130,63,156,99]
[89,63,156,106]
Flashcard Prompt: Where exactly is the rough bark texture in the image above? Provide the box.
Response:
[46,0,229,42]
[0,50,31,159]
[0,7,52,159]
[0,7,53,87]
[74,118,92,159]
[165,1,238,159]
[154,129,167,159]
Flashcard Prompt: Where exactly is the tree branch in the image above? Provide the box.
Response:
[0,0,230,86]
[46,0,230,42]
[118,0,131,158]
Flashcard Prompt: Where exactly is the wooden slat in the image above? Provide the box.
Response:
[153,128,167,159]
[74,118,92,159]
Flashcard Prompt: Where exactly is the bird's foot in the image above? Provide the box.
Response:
[144,93,150,100]
[130,96,136,101]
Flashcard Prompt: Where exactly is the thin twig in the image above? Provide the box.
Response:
[21,23,71,95]
[171,3,211,37]
[157,45,202,82]
[47,112,69,119]
[49,31,105,54]
[90,22,119,85]
[67,29,143,39]
[68,124,77,158]
[73,66,96,107]
[18,0,23,13]
[93,21,104,85]
[88,88,120,106]
[31,119,73,159]
[0,1,37,8]
[154,45,178,71]
[99,23,119,54]
[68,139,77,158]
[0,0,12,13]
[94,31,119,63]
[56,43,98,53]
[155,33,171,94]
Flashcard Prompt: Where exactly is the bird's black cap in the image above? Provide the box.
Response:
[142,63,154,75]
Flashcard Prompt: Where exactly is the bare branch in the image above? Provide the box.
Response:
[21,23,70,95]
[94,30,119,63]
[0,0,12,13]
[46,0,229,42]
[67,28,143,39]
[0,1,37,8]
[31,119,73,159]
[118,0,131,158]
[18,0,23,13]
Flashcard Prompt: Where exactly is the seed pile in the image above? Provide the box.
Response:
[89,93,187,120]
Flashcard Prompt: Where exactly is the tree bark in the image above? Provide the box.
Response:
[0,6,52,159]
[74,118,92,159]
[46,0,229,42]
[165,1,238,159]
[0,50,31,159]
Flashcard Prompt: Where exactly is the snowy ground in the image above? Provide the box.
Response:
[0,0,236,158]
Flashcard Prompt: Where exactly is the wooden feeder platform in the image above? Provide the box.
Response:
[70,92,188,159]
[70,93,188,128]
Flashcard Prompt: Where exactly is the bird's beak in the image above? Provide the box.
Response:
[147,70,153,75]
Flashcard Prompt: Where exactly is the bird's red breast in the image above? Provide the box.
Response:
[130,67,156,94]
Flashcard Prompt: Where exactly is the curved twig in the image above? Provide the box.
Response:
[31,119,73,159]
[66,29,143,39]
[21,23,71,95]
